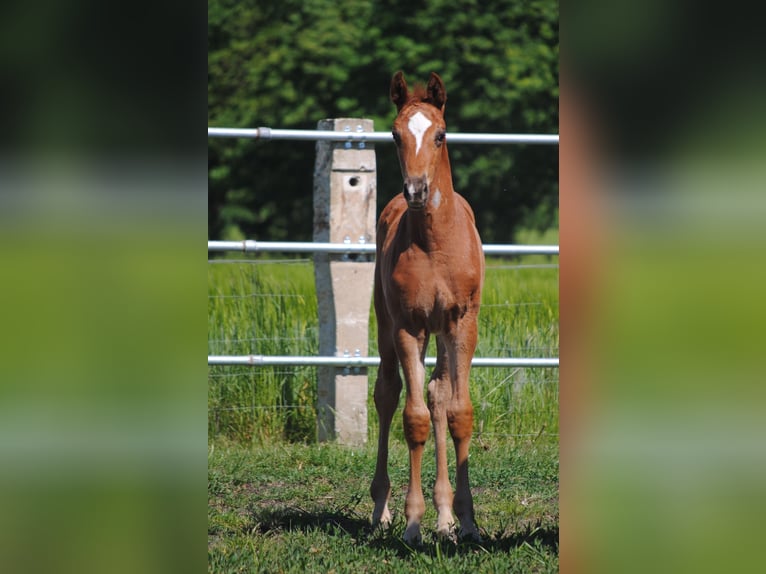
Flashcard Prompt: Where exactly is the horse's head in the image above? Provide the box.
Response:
[390,72,448,210]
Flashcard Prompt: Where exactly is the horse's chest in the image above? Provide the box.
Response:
[388,254,476,329]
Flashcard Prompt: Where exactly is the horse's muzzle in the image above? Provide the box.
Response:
[403,177,428,210]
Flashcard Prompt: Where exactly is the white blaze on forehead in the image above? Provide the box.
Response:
[407,111,432,155]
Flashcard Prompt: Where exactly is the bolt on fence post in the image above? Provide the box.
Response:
[313,118,376,446]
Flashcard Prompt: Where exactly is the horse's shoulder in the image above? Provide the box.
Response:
[453,192,477,225]
[377,195,407,241]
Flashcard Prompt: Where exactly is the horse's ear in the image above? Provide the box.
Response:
[390,71,409,111]
[425,72,447,111]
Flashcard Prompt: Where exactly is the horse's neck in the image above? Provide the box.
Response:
[404,158,458,250]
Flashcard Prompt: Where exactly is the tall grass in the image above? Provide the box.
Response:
[208,258,319,442]
[208,242,558,445]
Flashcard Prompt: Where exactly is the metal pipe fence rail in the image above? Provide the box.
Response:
[208,126,559,145]
[208,355,558,368]
[208,240,559,256]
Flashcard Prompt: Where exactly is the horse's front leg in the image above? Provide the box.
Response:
[395,326,430,546]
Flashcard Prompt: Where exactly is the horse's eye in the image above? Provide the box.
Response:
[392,131,401,145]
[435,131,446,145]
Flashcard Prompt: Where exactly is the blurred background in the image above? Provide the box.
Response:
[0,0,206,573]
[561,1,766,572]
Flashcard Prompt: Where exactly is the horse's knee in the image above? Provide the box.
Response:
[447,402,474,441]
[403,404,430,447]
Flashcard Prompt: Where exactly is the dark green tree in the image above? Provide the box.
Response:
[209,0,558,243]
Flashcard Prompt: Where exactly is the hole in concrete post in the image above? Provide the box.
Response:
[348,176,360,187]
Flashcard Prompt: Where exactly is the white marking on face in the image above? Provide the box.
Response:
[431,188,442,209]
[408,111,432,155]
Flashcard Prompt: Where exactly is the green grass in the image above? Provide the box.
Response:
[208,258,320,442]
[208,438,558,573]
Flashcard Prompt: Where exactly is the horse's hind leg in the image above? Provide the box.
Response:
[428,336,456,541]
[370,354,401,527]
[370,299,402,527]
[447,313,482,542]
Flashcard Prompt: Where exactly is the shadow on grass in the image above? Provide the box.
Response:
[482,521,559,554]
[248,504,371,538]
[247,504,558,558]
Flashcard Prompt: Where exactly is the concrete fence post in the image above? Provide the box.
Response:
[313,118,376,445]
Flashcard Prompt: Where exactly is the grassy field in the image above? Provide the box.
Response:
[209,439,558,573]
[208,229,558,571]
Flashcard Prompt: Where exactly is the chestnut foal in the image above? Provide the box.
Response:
[370,72,484,545]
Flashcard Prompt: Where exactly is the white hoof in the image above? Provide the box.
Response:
[435,512,456,543]
[436,524,457,543]
[372,506,392,528]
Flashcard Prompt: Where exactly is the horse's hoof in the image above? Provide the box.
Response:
[372,507,392,528]
[403,524,423,547]
[436,525,457,544]
[458,525,483,544]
